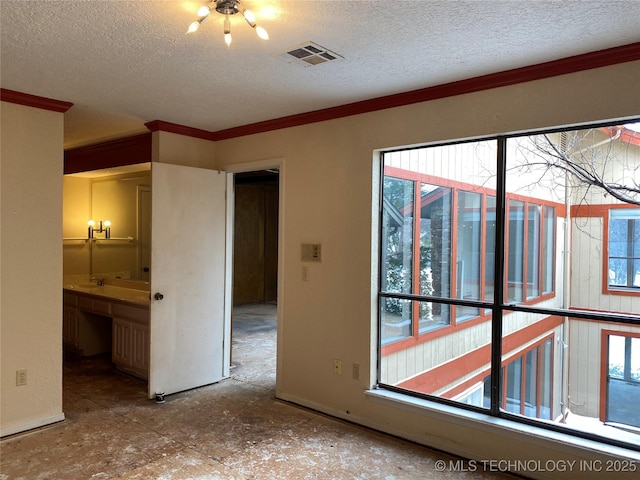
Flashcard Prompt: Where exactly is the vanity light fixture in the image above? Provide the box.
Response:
[88,220,111,239]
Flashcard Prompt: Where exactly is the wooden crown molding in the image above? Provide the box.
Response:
[144,120,215,141]
[0,88,73,113]
[212,42,640,140]
[66,41,640,169]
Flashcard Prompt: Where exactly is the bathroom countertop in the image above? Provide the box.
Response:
[64,283,150,306]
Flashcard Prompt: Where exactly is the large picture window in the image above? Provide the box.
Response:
[378,121,640,450]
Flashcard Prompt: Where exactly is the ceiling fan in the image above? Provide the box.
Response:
[187,0,269,46]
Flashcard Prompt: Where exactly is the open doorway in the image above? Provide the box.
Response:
[231,169,279,387]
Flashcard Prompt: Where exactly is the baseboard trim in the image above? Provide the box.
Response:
[0,413,66,439]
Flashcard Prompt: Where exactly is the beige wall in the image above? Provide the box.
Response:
[152,131,216,168]
[62,176,91,275]
[214,62,640,478]
[1,60,639,475]
[571,217,640,312]
[1,101,65,436]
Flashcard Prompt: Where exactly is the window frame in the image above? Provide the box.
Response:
[380,165,560,357]
[600,330,640,425]
[606,208,640,293]
[376,121,640,452]
[500,335,554,420]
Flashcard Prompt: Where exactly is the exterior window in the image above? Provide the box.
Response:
[507,200,553,303]
[456,191,482,321]
[608,209,640,289]
[381,177,414,344]
[542,206,555,294]
[454,382,484,406]
[419,184,452,332]
[484,196,496,302]
[470,338,553,418]
[527,204,541,299]
[507,200,525,303]
[605,333,640,428]
[378,122,640,450]
[540,338,552,420]
[505,357,522,414]
[500,338,553,419]
[381,173,556,341]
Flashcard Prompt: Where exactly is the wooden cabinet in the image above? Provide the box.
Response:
[63,305,80,350]
[63,291,81,351]
[112,317,132,366]
[131,321,150,376]
[111,303,149,379]
[63,289,149,380]
[113,316,149,378]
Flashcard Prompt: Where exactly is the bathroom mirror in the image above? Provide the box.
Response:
[91,173,151,281]
[63,165,151,282]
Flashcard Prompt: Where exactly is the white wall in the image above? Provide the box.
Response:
[214,62,640,479]
[1,101,65,436]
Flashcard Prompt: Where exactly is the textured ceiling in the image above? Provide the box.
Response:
[1,0,639,148]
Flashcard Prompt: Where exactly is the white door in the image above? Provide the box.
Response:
[149,163,229,398]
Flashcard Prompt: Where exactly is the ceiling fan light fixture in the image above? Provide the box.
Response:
[215,0,239,15]
[255,25,269,40]
[242,8,256,26]
[186,20,201,34]
[224,15,232,46]
[197,5,212,17]
[188,0,268,45]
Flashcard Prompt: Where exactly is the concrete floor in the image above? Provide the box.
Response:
[1,304,512,480]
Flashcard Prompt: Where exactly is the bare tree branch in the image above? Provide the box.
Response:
[525,131,640,206]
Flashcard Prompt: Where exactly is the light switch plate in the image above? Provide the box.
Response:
[301,243,322,262]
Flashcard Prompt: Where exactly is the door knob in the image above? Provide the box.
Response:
[154,292,164,300]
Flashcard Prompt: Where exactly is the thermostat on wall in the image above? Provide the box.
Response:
[301,243,322,262]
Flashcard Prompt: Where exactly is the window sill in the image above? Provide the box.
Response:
[603,286,640,297]
[365,388,640,461]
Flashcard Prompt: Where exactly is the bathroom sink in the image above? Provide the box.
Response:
[68,283,100,290]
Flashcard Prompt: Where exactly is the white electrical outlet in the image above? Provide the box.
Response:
[302,266,309,281]
[352,363,360,380]
[16,369,27,386]
[334,359,342,375]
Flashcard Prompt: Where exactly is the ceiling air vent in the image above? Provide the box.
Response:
[277,42,343,67]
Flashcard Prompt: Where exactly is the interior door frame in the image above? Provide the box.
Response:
[136,184,151,282]
[223,157,284,395]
